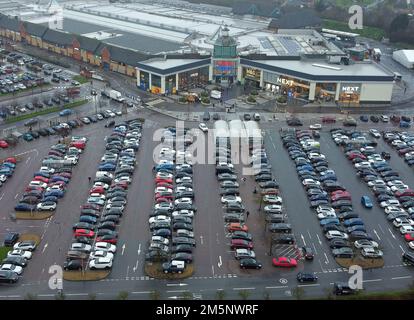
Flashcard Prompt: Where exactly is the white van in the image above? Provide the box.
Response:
[95,171,113,179]
[210,90,222,99]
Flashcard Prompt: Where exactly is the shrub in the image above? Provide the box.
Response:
[179,96,187,103]
[201,97,210,104]
[247,95,256,103]
[200,91,209,98]
[277,96,287,104]
[251,90,258,96]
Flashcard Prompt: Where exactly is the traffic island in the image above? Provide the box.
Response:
[144,262,194,280]
[18,234,41,245]
[63,270,110,281]
[335,257,384,269]
[15,211,54,220]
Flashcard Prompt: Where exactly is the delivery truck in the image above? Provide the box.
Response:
[101,89,125,103]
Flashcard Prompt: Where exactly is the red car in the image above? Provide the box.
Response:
[322,116,336,123]
[272,257,297,267]
[34,176,49,183]
[74,229,95,238]
[404,233,414,242]
[155,193,174,200]
[156,182,174,189]
[155,178,173,184]
[155,197,173,203]
[398,148,414,156]
[81,203,101,210]
[0,140,9,148]
[48,181,66,187]
[70,141,86,150]
[331,194,352,202]
[228,223,249,233]
[331,190,350,197]
[396,189,414,198]
[5,157,16,164]
[111,182,128,190]
[25,186,43,192]
[53,172,72,179]
[347,153,366,160]
[90,187,105,194]
[230,239,253,250]
[96,236,118,244]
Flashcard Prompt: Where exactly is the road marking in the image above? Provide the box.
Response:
[14,193,19,199]
[378,224,385,234]
[307,230,312,240]
[301,234,306,246]
[297,284,320,287]
[316,234,322,245]
[0,192,4,201]
[386,238,395,249]
[232,287,255,290]
[126,266,129,278]
[121,243,126,255]
[166,290,188,293]
[373,229,381,241]
[200,235,204,245]
[312,243,318,255]
[388,228,396,239]
[218,256,222,268]
[166,283,188,287]
[324,252,329,264]
[212,265,215,276]
[399,245,405,253]
[265,286,288,289]
[216,233,220,244]
[137,243,141,255]
[131,291,151,294]
[42,243,48,253]
[25,156,31,164]
[362,279,382,283]
[391,275,412,280]
[66,293,88,296]
[38,294,54,297]
[132,259,139,272]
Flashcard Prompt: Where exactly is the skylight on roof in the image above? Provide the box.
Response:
[312,63,342,71]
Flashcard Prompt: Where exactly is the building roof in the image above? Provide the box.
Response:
[268,9,321,29]
[42,28,75,46]
[214,27,237,47]
[0,13,20,32]
[136,57,211,75]
[241,58,394,82]
[97,43,150,66]
[76,35,101,53]
[22,21,48,38]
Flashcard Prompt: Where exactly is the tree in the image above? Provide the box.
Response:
[215,290,226,300]
[238,290,250,300]
[292,286,305,300]
[117,291,129,300]
[314,0,326,12]
[389,14,409,33]
[149,290,160,300]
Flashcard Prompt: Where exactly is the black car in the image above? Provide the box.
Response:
[239,258,262,269]
[297,272,318,282]
[63,259,83,270]
[3,232,19,246]
[171,252,193,263]
[2,256,27,267]
[329,239,351,249]
[268,223,292,233]
[172,222,193,231]
[302,247,314,260]
[171,244,193,254]
[0,270,18,283]
[370,115,379,123]
[333,282,356,295]
[276,234,295,244]
[243,114,251,121]
[153,229,172,238]
[231,231,252,241]
[145,251,169,262]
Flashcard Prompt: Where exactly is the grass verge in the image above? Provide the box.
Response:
[72,75,89,84]
[15,211,54,220]
[5,99,88,124]
[322,19,386,41]
[0,84,50,99]
[335,257,384,269]
[63,270,110,281]
[144,262,194,280]
[18,234,41,245]
[0,247,11,261]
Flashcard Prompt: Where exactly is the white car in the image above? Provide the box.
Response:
[391,185,409,192]
[114,176,131,184]
[393,218,414,228]
[0,264,23,275]
[369,129,381,138]
[221,195,242,204]
[156,172,173,180]
[154,203,173,211]
[160,147,175,154]
[361,247,383,258]
[360,146,375,153]
[308,153,325,160]
[176,229,194,238]
[263,205,283,213]
[380,200,400,208]
[39,166,55,174]
[70,243,92,253]
[309,124,321,130]
[155,187,173,194]
[29,181,47,189]
[316,205,335,215]
[400,225,414,234]
[354,162,371,169]
[174,198,192,205]
[149,215,171,224]
[36,202,57,211]
[89,257,113,270]
[175,186,193,193]
[94,242,117,253]
[93,182,109,190]
[408,241,414,250]
[90,250,114,260]
[367,179,386,188]
[317,211,337,219]
[105,203,125,211]
[302,179,320,186]
[0,175,7,183]
[385,206,406,214]
[387,180,405,187]
[105,110,116,117]
[354,240,379,249]
[46,185,64,192]
[90,193,106,200]
[151,236,169,245]
[7,249,32,260]
[68,147,82,154]
[262,195,283,204]
[13,241,36,251]
[199,123,208,132]
[325,230,349,240]
[172,210,194,218]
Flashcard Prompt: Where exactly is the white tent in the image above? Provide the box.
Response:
[393,50,414,69]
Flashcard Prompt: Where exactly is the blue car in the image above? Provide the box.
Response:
[50,176,69,184]
[44,190,64,198]
[320,174,337,182]
[79,215,98,224]
[297,165,313,171]
[359,115,369,122]
[320,218,340,226]
[400,121,411,128]
[15,203,35,211]
[361,196,373,208]
[347,225,367,233]
[0,169,13,177]
[344,218,364,227]
[42,196,59,203]
[309,194,328,202]
[156,164,174,171]
[34,172,50,179]
[59,109,73,117]
[2,162,15,169]
[98,164,116,171]
[23,133,34,141]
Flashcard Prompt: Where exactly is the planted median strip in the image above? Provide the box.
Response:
[5,99,88,124]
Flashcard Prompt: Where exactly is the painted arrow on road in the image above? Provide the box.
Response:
[121,244,126,255]
[132,260,139,272]
[218,256,222,268]
[301,234,306,246]
[200,235,204,245]
[168,296,181,300]
[166,283,188,287]
[138,244,141,255]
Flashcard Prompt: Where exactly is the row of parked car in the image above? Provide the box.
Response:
[14,138,86,213]
[334,129,414,256]
[282,127,382,263]
[0,156,17,185]
[65,120,142,271]
[0,233,38,284]
[383,131,414,166]
[146,127,197,274]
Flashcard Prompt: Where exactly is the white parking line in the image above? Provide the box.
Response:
[265,286,288,289]
[232,287,255,290]
[131,291,151,294]
[399,245,405,253]
[391,275,412,280]
[297,284,320,287]
[166,290,188,293]
[388,228,396,239]
[362,279,382,283]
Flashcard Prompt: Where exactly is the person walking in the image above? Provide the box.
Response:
[246,211,250,219]
[88,176,91,183]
